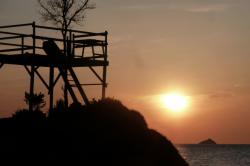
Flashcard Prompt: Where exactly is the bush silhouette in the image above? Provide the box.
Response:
[12,109,46,120]
[0,98,188,165]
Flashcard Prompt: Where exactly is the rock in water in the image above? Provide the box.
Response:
[199,138,217,144]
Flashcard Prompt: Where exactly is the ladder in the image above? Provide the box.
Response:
[42,39,89,105]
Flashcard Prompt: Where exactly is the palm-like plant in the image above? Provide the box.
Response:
[24,92,46,111]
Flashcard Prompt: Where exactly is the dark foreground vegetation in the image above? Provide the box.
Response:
[0,98,188,165]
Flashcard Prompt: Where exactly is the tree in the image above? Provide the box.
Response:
[25,92,46,111]
[37,0,95,42]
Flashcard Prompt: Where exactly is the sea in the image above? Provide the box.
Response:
[177,144,250,166]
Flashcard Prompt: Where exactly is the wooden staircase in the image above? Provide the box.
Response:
[43,39,90,105]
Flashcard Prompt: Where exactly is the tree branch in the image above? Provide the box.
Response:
[67,0,95,27]
[38,0,62,25]
[37,0,95,32]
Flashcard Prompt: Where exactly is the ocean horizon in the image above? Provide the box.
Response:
[177,144,250,166]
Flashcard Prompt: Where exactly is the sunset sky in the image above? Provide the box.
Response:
[1,0,250,144]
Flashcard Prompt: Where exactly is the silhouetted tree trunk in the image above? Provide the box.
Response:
[37,0,95,107]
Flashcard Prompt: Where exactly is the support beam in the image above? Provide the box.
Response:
[64,69,68,108]
[52,72,62,88]
[29,22,36,111]
[102,65,107,99]
[34,68,49,90]
[64,37,68,108]
[102,31,108,99]
[68,67,90,105]
[24,66,49,90]
[89,66,103,82]
[60,68,79,104]
[49,67,54,111]
[29,65,35,111]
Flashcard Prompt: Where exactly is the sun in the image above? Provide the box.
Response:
[161,93,189,112]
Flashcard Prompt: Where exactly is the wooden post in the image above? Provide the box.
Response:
[21,36,24,55]
[102,31,108,99]
[49,67,54,111]
[29,22,36,111]
[73,34,75,57]
[64,35,68,108]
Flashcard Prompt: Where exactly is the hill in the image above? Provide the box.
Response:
[0,98,188,165]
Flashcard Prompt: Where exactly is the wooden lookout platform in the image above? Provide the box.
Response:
[0,22,109,110]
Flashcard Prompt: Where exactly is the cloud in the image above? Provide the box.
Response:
[118,1,235,14]
[120,4,165,10]
[186,4,231,13]
[188,91,233,100]
[209,92,233,99]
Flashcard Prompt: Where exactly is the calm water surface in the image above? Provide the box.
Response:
[177,144,250,166]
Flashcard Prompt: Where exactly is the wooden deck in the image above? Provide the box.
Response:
[0,54,108,67]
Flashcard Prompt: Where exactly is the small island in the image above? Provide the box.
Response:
[199,138,217,145]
